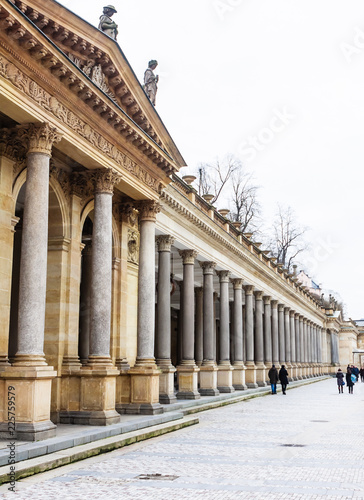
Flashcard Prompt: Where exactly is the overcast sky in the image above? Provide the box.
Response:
[59,0,364,319]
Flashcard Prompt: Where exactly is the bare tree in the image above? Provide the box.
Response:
[195,155,239,203]
[268,205,308,270]
[228,170,261,235]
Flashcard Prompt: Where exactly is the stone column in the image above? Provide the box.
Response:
[284,307,291,369]
[254,291,266,386]
[278,304,285,366]
[312,325,318,375]
[295,313,302,379]
[244,285,257,388]
[195,287,204,366]
[129,201,163,414]
[271,300,280,366]
[308,321,313,376]
[79,241,92,365]
[77,168,121,424]
[156,236,176,404]
[290,310,297,379]
[177,250,200,399]
[216,271,234,393]
[199,262,219,396]
[0,124,61,440]
[303,318,308,377]
[263,296,272,369]
[231,279,246,390]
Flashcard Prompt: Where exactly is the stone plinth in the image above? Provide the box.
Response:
[199,364,219,396]
[126,362,163,414]
[245,361,258,388]
[232,361,247,390]
[176,363,200,400]
[0,365,57,441]
[255,362,267,387]
[115,368,131,415]
[217,363,235,393]
[159,362,177,403]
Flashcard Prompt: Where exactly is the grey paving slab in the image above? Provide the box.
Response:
[0,377,363,499]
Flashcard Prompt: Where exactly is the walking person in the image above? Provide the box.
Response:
[346,367,354,394]
[279,364,289,395]
[336,368,344,394]
[360,367,364,382]
[268,364,279,394]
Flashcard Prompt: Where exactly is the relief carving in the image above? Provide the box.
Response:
[127,228,139,265]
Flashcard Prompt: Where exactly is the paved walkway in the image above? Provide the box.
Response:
[1,377,363,499]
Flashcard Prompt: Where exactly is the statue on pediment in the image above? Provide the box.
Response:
[143,60,159,106]
[98,5,118,40]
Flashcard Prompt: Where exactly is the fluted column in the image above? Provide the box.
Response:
[216,271,234,393]
[128,201,163,415]
[244,285,257,388]
[278,304,285,365]
[177,250,200,399]
[199,262,219,396]
[231,279,246,390]
[271,300,279,366]
[156,235,176,404]
[289,311,296,379]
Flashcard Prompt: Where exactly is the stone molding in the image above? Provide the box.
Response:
[0,54,165,194]
[156,235,175,252]
[137,200,161,222]
[179,249,198,265]
[91,168,121,194]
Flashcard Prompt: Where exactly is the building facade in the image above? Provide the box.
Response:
[0,0,358,441]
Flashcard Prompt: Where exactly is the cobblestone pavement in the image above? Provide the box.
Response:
[1,378,364,499]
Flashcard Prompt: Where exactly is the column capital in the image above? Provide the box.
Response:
[271,300,278,308]
[294,312,300,318]
[231,278,244,290]
[278,303,285,312]
[254,290,264,300]
[299,314,304,320]
[156,235,175,252]
[216,270,231,283]
[303,317,308,324]
[289,310,295,317]
[179,249,198,265]
[244,284,254,295]
[200,261,217,274]
[195,286,203,297]
[284,306,290,315]
[17,122,63,156]
[263,295,271,305]
[92,168,121,194]
[137,200,161,222]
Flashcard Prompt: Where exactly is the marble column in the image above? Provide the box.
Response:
[156,235,177,404]
[128,201,163,414]
[78,168,121,424]
[195,287,203,366]
[177,250,200,399]
[231,279,246,390]
[271,300,280,366]
[290,310,297,379]
[79,241,92,365]
[244,285,257,388]
[263,296,272,369]
[1,123,61,441]
[199,262,219,395]
[215,271,234,393]
[278,304,285,366]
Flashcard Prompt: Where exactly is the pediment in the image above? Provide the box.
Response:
[0,0,186,178]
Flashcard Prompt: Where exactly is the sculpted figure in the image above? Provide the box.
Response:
[98,5,118,40]
[143,60,159,106]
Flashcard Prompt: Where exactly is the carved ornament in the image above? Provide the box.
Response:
[137,200,161,222]
[127,228,139,265]
[156,235,175,252]
[91,168,121,194]
[179,249,198,265]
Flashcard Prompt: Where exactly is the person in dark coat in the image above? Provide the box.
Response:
[360,367,364,382]
[268,364,279,394]
[336,368,344,394]
[346,367,354,394]
[279,365,289,395]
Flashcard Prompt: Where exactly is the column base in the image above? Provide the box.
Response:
[217,363,235,393]
[198,363,219,396]
[232,362,247,390]
[255,362,267,387]
[127,361,163,414]
[0,364,57,441]
[177,363,201,400]
[245,362,258,388]
[158,361,177,404]
[59,409,120,426]
[115,368,131,414]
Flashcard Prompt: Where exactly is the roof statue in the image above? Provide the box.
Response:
[98,5,118,40]
[143,60,159,106]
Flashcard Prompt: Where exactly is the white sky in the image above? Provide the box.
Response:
[59,0,364,319]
